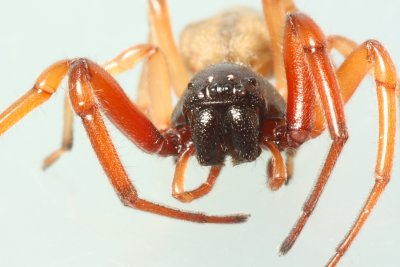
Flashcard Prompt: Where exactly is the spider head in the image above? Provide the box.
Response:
[181,63,267,166]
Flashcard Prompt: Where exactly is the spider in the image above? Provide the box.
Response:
[0,0,398,266]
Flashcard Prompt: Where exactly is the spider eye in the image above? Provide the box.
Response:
[233,83,245,95]
[248,78,257,86]
[187,82,194,90]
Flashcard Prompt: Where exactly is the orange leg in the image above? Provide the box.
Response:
[147,0,188,97]
[280,14,398,267]
[281,12,350,256]
[262,0,298,100]
[42,94,74,169]
[42,44,160,169]
[139,47,173,129]
[104,41,173,128]
[310,35,358,135]
[0,60,69,135]
[327,40,397,266]
[327,35,358,58]
[135,0,189,127]
[172,145,222,203]
[102,44,158,75]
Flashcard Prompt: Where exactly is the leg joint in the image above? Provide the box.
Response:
[333,128,349,144]
[120,189,139,207]
[375,173,391,183]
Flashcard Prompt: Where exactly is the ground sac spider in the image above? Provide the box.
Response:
[0,0,398,266]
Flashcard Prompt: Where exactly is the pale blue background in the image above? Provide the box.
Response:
[0,0,399,266]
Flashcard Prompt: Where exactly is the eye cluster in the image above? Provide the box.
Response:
[183,63,265,111]
[196,76,247,100]
[189,74,260,101]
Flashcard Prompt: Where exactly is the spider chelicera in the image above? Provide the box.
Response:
[0,0,398,266]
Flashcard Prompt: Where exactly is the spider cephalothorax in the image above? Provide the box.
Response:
[176,63,278,165]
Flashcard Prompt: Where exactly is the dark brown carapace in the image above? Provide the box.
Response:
[0,0,397,266]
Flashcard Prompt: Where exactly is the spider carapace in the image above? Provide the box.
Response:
[0,0,397,266]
